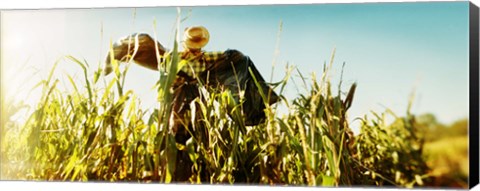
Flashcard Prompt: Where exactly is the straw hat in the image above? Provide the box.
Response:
[183,26,210,50]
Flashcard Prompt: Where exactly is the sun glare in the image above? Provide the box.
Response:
[4,34,25,51]
[1,11,69,109]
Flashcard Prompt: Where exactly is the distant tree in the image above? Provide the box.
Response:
[413,113,467,142]
[447,119,468,137]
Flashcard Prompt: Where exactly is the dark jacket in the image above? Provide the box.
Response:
[200,49,279,125]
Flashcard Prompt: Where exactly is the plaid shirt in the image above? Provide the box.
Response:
[162,50,224,85]
[178,51,224,77]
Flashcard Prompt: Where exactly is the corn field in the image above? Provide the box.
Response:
[0,35,435,187]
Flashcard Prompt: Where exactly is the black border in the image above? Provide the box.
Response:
[469,1,480,189]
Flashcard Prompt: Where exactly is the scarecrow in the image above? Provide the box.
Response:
[104,26,279,180]
[105,26,279,140]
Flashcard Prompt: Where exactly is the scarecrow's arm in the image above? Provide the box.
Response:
[104,33,167,75]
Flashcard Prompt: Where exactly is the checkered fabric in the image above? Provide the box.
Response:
[161,50,225,86]
[178,51,224,77]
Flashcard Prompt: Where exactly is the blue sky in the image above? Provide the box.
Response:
[1,2,470,129]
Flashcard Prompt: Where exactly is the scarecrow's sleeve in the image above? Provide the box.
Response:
[104,33,167,75]
[201,49,280,126]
